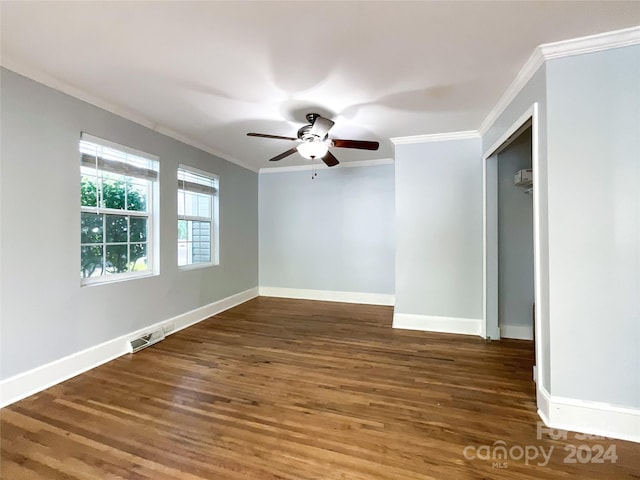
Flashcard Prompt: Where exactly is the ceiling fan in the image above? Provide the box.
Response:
[247,113,379,167]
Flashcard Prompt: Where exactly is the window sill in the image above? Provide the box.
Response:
[178,262,218,272]
[81,271,157,287]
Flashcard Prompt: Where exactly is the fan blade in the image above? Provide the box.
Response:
[247,133,297,141]
[322,151,339,167]
[310,116,335,138]
[269,147,298,162]
[332,139,380,150]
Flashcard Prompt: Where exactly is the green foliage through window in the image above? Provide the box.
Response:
[80,176,149,279]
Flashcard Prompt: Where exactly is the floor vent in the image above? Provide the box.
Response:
[130,329,165,353]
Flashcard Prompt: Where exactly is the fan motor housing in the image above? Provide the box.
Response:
[297,125,316,142]
[297,113,327,142]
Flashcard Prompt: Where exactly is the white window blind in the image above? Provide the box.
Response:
[177,168,217,195]
[80,133,159,183]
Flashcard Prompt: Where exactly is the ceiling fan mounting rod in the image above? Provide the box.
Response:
[305,113,321,124]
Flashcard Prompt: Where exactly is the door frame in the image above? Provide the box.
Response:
[482,103,544,385]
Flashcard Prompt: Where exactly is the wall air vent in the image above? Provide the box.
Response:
[130,329,165,353]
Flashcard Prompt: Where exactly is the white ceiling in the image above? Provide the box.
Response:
[1,1,639,170]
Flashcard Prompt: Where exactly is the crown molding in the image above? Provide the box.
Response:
[540,26,640,60]
[259,157,394,174]
[479,26,640,136]
[0,60,259,173]
[390,130,479,145]
[478,47,545,136]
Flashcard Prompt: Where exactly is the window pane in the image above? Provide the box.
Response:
[191,221,211,263]
[184,191,198,216]
[191,242,211,263]
[177,190,184,217]
[126,178,148,212]
[178,189,212,218]
[106,215,128,243]
[102,176,126,209]
[81,174,98,207]
[129,217,147,243]
[178,241,188,266]
[191,221,211,241]
[197,193,211,217]
[81,212,103,244]
[81,246,104,278]
[130,243,147,271]
[177,219,187,241]
[105,244,128,274]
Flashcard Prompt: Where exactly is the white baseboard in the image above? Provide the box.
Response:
[168,287,258,335]
[500,324,534,340]
[392,313,482,337]
[258,286,395,306]
[0,287,258,408]
[537,386,640,444]
[0,337,128,410]
[537,385,552,425]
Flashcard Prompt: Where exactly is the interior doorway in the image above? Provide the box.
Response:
[483,103,544,406]
[485,118,535,341]
[496,126,534,340]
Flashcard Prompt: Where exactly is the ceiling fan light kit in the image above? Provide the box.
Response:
[296,141,329,160]
[247,112,380,167]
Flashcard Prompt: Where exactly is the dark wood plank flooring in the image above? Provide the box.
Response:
[1,297,638,479]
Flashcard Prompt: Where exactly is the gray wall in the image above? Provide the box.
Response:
[259,164,395,294]
[394,137,483,320]
[497,130,534,332]
[482,65,550,391]
[0,68,259,379]
[546,45,640,407]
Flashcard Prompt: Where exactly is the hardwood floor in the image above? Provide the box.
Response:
[1,297,638,479]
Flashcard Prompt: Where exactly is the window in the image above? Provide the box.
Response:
[177,166,218,268]
[80,133,159,284]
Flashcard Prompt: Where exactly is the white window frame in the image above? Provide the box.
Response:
[177,165,219,270]
[80,133,160,286]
